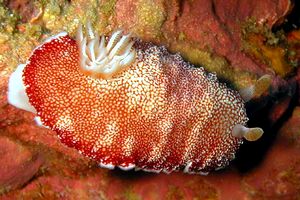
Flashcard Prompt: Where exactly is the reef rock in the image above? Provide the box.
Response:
[0,136,43,193]
[116,0,292,79]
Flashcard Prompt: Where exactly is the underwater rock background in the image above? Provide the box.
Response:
[0,0,300,199]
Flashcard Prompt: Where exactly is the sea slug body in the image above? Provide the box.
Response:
[8,24,266,174]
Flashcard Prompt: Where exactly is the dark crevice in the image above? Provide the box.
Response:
[233,82,298,173]
[19,170,43,191]
[109,167,155,180]
[273,0,300,32]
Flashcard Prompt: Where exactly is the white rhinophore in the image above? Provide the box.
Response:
[232,124,263,141]
[239,74,272,102]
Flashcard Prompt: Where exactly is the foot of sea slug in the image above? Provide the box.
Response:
[7,64,37,113]
[232,124,264,141]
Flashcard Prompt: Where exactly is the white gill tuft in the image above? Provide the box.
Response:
[76,23,136,79]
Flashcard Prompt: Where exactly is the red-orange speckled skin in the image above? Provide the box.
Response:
[23,34,247,173]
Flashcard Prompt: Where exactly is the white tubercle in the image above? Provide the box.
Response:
[7,64,36,114]
[183,162,193,173]
[99,162,115,170]
[118,164,136,171]
[76,23,136,79]
[232,124,264,142]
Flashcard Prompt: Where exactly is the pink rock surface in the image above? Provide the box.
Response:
[0,136,43,193]
[243,107,300,200]
[115,0,292,75]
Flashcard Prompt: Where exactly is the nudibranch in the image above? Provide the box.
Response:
[8,23,269,174]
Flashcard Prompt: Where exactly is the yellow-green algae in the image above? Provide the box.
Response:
[38,0,117,36]
[135,0,166,38]
[241,18,296,77]
[123,186,142,200]
[0,1,36,81]
[0,0,20,36]
[0,0,115,79]
[100,0,117,16]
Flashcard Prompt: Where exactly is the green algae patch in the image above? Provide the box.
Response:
[0,1,20,34]
[178,32,187,41]
[40,0,103,36]
[100,0,117,16]
[123,187,142,200]
[0,0,115,81]
[241,19,296,77]
[0,1,41,74]
[135,0,166,38]
[42,0,64,30]
[23,24,43,39]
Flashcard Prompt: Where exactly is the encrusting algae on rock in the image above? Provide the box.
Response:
[242,19,297,77]
[7,23,270,174]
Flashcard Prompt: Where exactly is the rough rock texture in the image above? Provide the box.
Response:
[165,0,291,74]
[1,0,300,199]
[0,136,44,193]
[243,107,300,200]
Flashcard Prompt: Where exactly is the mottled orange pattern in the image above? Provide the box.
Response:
[23,34,247,174]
